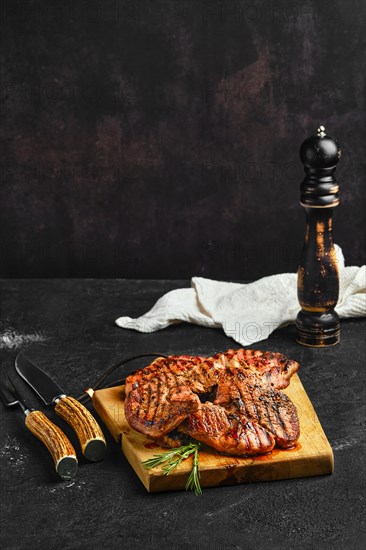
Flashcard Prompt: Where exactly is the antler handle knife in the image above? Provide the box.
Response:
[0,376,78,480]
[15,353,107,462]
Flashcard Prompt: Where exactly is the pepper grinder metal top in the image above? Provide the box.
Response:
[296,126,342,347]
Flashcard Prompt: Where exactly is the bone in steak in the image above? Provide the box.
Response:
[124,349,300,456]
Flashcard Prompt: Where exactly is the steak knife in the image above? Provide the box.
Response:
[15,353,107,462]
[0,375,78,480]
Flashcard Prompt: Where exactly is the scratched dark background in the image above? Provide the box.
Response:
[0,0,365,279]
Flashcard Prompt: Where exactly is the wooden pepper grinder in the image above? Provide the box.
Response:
[296,126,342,347]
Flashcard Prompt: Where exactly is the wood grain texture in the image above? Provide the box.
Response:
[55,396,107,461]
[25,410,78,478]
[92,374,334,492]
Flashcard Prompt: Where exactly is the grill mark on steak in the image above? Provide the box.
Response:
[125,349,300,455]
[261,423,273,448]
[268,400,285,436]
[156,371,168,422]
[247,421,260,449]
[259,390,299,448]
[137,383,151,421]
[151,378,162,423]
[236,384,248,416]
[234,378,259,421]
[250,387,262,425]
[237,422,250,450]
[246,384,262,423]
[213,368,299,449]
[272,399,285,430]
[263,399,275,434]
[146,378,159,423]
[165,363,176,389]
[179,402,276,456]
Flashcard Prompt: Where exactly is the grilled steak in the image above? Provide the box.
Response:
[124,349,300,456]
[222,349,299,390]
[126,384,200,442]
[179,402,275,456]
[214,368,299,448]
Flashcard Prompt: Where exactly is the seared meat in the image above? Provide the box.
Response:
[214,368,299,448]
[126,383,200,441]
[215,349,299,389]
[125,355,219,395]
[179,402,275,456]
[124,349,300,456]
[125,355,217,442]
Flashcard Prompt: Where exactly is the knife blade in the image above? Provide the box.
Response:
[0,375,78,480]
[15,353,107,462]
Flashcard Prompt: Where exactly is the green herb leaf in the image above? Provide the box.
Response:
[143,443,202,495]
[185,447,202,496]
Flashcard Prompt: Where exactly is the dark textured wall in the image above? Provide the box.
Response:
[0,0,365,279]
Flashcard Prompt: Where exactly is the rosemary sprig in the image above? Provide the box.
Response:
[143,443,202,495]
[185,446,202,496]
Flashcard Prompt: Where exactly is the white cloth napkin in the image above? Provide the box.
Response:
[115,248,366,346]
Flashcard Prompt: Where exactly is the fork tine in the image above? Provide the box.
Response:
[5,374,30,410]
[0,384,9,405]
[5,375,16,394]
[0,376,18,407]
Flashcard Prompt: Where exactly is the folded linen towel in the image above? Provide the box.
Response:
[115,248,366,346]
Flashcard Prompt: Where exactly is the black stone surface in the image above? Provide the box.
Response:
[0,279,365,549]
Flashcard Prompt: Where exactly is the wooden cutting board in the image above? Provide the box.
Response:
[92,374,333,492]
